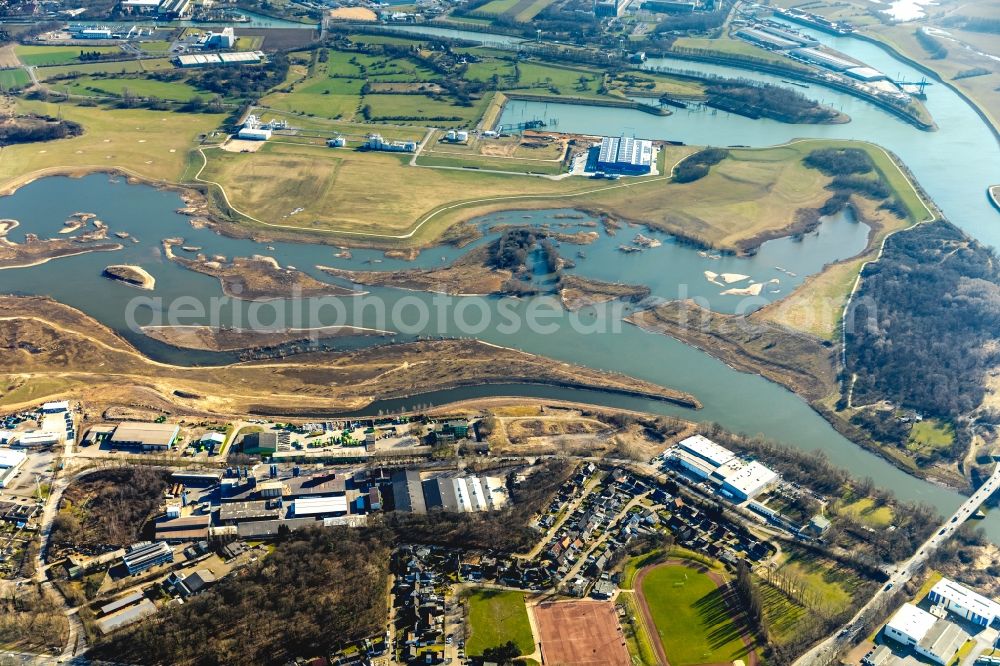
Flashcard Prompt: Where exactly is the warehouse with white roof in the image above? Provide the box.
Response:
[291,496,348,517]
[712,459,779,501]
[0,448,26,488]
[928,577,1000,627]
[883,603,969,665]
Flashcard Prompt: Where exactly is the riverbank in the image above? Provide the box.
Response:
[141,323,393,352]
[0,294,701,415]
[627,299,969,491]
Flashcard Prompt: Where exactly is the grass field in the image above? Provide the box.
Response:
[36,58,175,79]
[0,68,29,89]
[0,99,225,189]
[907,419,955,455]
[259,48,482,125]
[640,564,754,666]
[476,0,521,14]
[197,137,902,248]
[15,45,124,66]
[775,550,866,615]
[753,140,934,339]
[837,497,895,528]
[465,589,533,657]
[757,579,807,646]
[672,36,811,70]
[48,75,207,101]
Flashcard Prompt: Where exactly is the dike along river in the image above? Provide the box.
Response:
[1,26,998,540]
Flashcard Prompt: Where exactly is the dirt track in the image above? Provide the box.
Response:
[632,559,760,666]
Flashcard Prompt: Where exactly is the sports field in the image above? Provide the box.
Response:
[465,589,534,657]
[533,600,630,666]
[637,563,757,666]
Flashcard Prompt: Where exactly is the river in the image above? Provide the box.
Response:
[0,23,998,539]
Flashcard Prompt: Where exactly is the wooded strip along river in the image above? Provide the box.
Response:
[0,21,997,539]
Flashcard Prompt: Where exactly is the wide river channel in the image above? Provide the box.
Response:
[0,22,998,538]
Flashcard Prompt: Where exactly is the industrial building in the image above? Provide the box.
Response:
[96,598,157,634]
[202,27,236,49]
[641,0,695,13]
[0,448,26,488]
[366,134,417,153]
[736,27,802,50]
[108,422,179,451]
[846,66,887,82]
[157,0,191,18]
[678,435,736,468]
[928,577,1000,627]
[15,430,61,447]
[154,515,210,542]
[422,476,507,512]
[712,459,779,502]
[883,603,969,665]
[594,0,633,17]
[668,435,778,501]
[759,24,818,46]
[175,51,264,68]
[120,0,161,13]
[122,541,174,575]
[219,500,282,524]
[392,469,427,514]
[791,47,857,72]
[241,431,278,454]
[291,496,349,517]
[596,136,654,175]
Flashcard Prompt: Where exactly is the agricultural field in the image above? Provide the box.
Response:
[0,99,225,188]
[464,589,534,657]
[638,563,755,666]
[14,45,125,66]
[473,0,558,22]
[0,68,30,90]
[259,48,481,125]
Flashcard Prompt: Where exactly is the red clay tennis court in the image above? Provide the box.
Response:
[532,599,631,666]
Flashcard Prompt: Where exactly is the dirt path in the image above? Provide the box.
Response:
[633,559,761,666]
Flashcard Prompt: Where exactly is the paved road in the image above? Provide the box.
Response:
[794,464,1000,666]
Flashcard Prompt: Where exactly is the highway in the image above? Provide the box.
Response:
[794,463,1000,666]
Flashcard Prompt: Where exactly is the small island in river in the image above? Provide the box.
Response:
[164,240,358,301]
[102,265,156,290]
